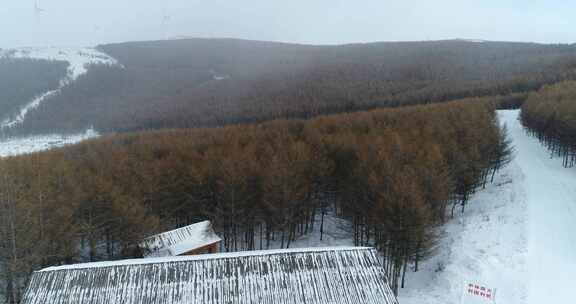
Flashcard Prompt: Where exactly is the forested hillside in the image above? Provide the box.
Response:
[0,57,68,130]
[0,98,512,302]
[0,38,569,304]
[11,39,576,135]
[521,81,576,167]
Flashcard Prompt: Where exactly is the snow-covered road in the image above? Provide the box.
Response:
[503,110,576,304]
[399,110,576,304]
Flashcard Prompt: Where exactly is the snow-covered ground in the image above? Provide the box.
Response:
[399,110,576,304]
[244,211,353,251]
[277,212,354,249]
[506,110,576,304]
[0,129,98,157]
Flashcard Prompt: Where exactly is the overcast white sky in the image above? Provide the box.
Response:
[1,0,574,48]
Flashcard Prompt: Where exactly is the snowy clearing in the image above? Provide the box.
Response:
[399,110,576,304]
[0,129,98,157]
[277,212,354,249]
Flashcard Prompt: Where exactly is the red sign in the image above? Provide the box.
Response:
[462,282,496,303]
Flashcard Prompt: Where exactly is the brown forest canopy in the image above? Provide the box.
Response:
[521,81,576,167]
[9,38,576,136]
[0,97,512,300]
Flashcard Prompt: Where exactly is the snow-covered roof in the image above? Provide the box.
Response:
[140,220,222,257]
[23,247,398,304]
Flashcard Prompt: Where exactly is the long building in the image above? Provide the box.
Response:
[23,247,399,304]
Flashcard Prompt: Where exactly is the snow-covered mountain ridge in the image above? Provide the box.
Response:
[0,47,118,81]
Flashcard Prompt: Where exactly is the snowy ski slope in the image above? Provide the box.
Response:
[399,110,576,304]
[0,47,118,129]
[0,47,118,156]
[506,109,576,304]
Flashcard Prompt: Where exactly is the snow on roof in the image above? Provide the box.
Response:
[24,247,398,304]
[140,220,222,257]
[41,246,369,271]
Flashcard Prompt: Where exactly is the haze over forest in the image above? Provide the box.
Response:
[1,0,576,48]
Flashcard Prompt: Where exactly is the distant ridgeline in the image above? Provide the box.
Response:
[7,38,576,136]
[0,57,68,135]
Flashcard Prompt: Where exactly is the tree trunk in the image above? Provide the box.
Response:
[320,207,325,241]
[401,253,409,289]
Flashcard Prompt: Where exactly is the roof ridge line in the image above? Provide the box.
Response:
[39,246,375,272]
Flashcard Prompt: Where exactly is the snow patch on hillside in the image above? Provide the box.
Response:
[0,47,118,129]
[1,47,118,81]
[456,38,487,43]
[276,211,354,249]
[0,129,98,157]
